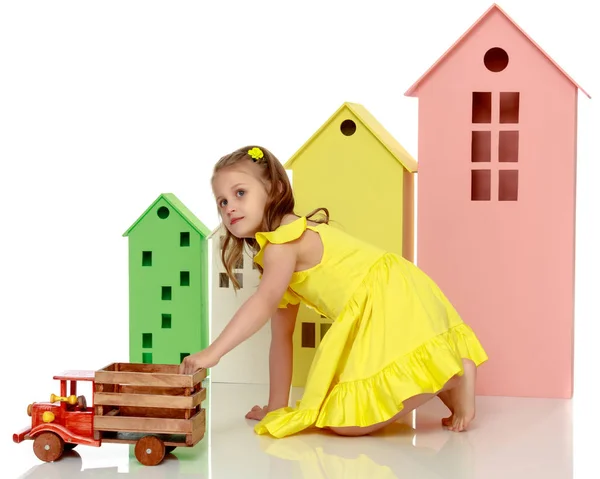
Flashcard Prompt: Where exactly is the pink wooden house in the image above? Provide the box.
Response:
[405,3,590,398]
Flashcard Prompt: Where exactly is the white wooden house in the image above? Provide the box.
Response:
[208,223,269,384]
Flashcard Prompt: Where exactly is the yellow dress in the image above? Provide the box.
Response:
[252,216,488,438]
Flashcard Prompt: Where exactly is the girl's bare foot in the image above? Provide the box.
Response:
[438,390,455,427]
[442,359,477,432]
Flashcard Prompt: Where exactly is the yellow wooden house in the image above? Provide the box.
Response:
[285,101,418,386]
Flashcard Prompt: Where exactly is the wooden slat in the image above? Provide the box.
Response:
[94,388,206,409]
[118,406,187,419]
[95,370,191,388]
[190,409,206,445]
[116,363,179,373]
[95,415,193,434]
[102,437,187,447]
[192,368,207,385]
[95,368,207,388]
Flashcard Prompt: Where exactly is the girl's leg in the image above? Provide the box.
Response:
[329,358,476,437]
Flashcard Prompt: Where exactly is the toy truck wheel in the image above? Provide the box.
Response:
[134,435,166,466]
[33,432,64,462]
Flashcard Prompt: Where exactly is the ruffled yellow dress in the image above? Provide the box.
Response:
[252,216,488,438]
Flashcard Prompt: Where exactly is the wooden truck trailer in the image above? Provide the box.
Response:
[13,362,207,466]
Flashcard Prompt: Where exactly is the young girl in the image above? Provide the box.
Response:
[180,145,488,438]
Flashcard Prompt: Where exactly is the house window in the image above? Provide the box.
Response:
[234,256,243,269]
[471,131,491,163]
[499,170,519,201]
[471,91,520,201]
[219,273,229,288]
[500,92,519,123]
[142,333,152,348]
[180,271,190,286]
[499,131,519,162]
[472,92,491,123]
[234,273,243,288]
[180,353,190,362]
[157,206,170,219]
[471,170,491,201]
[320,322,332,340]
[162,286,172,300]
[162,314,171,328]
[142,353,152,364]
[340,119,356,136]
[301,322,316,348]
[142,251,152,266]
[484,47,509,72]
[180,232,190,247]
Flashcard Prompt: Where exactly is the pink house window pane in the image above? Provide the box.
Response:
[471,170,491,201]
[499,170,519,201]
[500,92,520,123]
[472,131,491,162]
[472,92,492,123]
[499,131,519,162]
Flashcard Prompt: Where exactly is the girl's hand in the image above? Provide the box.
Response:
[245,405,269,421]
[179,349,220,374]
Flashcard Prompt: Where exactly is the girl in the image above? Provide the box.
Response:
[180,145,488,438]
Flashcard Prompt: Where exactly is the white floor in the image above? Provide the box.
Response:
[6,380,577,479]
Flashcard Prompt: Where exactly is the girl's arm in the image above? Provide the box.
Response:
[267,302,299,411]
[208,241,298,361]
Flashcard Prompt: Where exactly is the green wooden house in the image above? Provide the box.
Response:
[123,193,211,365]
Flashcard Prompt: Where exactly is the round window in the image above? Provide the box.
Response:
[484,47,509,72]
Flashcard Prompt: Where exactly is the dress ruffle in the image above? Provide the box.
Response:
[255,323,487,438]
[254,217,307,309]
[254,216,307,267]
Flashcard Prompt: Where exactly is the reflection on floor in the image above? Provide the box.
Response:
[13,381,572,479]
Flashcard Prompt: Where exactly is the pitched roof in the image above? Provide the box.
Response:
[123,193,211,238]
[284,102,418,172]
[404,3,590,99]
[207,223,224,240]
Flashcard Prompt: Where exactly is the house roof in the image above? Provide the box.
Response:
[207,223,225,240]
[404,3,591,99]
[123,193,211,238]
[283,102,418,172]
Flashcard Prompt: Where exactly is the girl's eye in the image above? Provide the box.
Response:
[219,199,228,208]
[236,190,245,197]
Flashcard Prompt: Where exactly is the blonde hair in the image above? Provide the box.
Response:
[212,145,328,289]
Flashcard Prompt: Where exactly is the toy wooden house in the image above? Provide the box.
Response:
[404,3,590,398]
[207,224,267,384]
[123,193,211,366]
[284,101,418,386]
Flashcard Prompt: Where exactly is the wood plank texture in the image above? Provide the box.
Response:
[94,388,206,409]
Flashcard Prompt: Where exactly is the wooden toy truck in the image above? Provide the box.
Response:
[13,362,207,466]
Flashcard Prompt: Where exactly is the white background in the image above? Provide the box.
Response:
[1,1,598,477]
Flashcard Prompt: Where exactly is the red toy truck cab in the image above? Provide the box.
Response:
[13,370,99,462]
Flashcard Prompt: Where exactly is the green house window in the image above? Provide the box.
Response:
[180,271,190,286]
[162,314,172,328]
[142,251,152,266]
[180,232,190,247]
[162,286,172,300]
[142,333,152,348]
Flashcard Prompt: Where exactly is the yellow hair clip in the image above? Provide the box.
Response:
[248,147,264,162]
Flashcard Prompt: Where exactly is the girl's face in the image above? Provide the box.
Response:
[212,162,270,238]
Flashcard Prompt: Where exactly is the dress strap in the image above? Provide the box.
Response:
[254,216,307,267]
